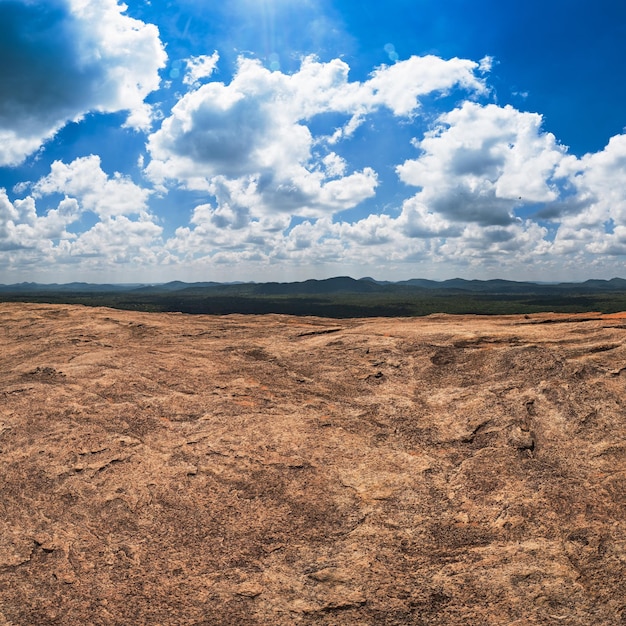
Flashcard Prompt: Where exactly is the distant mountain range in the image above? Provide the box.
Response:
[5,276,626,317]
[3,276,626,295]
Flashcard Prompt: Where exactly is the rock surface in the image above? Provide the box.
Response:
[1,303,626,625]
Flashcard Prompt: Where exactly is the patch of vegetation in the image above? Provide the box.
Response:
[3,286,626,317]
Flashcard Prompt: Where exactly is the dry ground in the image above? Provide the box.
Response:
[1,303,626,625]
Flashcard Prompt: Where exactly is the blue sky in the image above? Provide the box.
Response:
[1,0,626,283]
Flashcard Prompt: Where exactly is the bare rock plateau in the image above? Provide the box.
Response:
[1,303,626,625]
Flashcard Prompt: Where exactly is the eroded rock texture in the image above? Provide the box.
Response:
[1,303,626,625]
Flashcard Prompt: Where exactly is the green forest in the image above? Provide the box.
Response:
[3,277,626,317]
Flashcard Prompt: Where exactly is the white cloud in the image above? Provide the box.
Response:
[68,0,167,127]
[398,197,463,238]
[0,0,166,165]
[440,220,549,261]
[68,215,163,263]
[0,189,80,253]
[335,213,396,246]
[0,156,163,278]
[184,52,220,86]
[33,155,152,218]
[146,53,486,236]
[146,59,381,219]
[154,59,582,278]
[5,24,626,283]
[167,201,291,263]
[322,152,347,177]
[362,55,487,117]
[548,133,626,257]
[397,102,567,226]
[558,134,626,224]
[478,56,494,73]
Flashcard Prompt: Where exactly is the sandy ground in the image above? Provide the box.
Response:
[1,303,625,625]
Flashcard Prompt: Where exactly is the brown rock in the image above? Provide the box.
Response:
[308,566,351,583]
[234,582,264,598]
[1,304,626,624]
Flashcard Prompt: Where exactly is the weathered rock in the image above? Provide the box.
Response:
[1,303,626,624]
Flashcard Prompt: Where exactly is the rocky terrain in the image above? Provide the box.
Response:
[1,302,625,625]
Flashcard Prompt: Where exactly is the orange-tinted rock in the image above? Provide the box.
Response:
[1,304,625,624]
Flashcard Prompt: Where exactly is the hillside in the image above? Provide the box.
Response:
[1,303,626,624]
[4,276,626,317]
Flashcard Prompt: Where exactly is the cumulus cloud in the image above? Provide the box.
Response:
[549,133,626,256]
[397,102,567,226]
[397,197,463,239]
[67,215,163,263]
[155,56,587,277]
[184,52,220,86]
[145,54,486,226]
[557,134,626,223]
[439,221,550,264]
[0,189,76,252]
[5,17,626,283]
[33,155,152,218]
[362,55,487,117]
[0,155,162,277]
[0,0,166,165]
[168,204,291,262]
